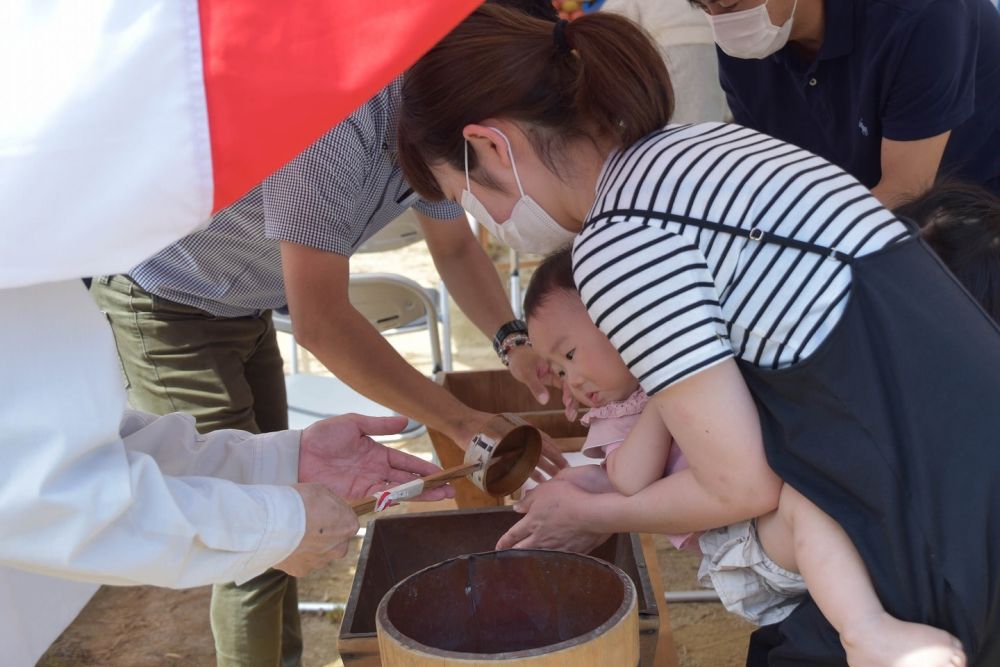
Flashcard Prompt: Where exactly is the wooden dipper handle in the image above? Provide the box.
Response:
[351,461,481,516]
[350,450,522,516]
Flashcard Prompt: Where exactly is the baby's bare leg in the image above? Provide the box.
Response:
[757,485,965,667]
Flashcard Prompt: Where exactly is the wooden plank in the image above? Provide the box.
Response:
[338,636,381,666]
[640,534,680,667]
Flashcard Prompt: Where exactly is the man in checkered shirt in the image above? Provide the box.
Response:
[91,77,562,667]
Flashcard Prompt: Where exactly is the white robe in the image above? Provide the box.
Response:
[0,280,307,663]
[0,0,482,659]
[0,279,306,585]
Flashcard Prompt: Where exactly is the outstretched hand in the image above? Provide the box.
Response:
[496,479,609,553]
[298,413,455,504]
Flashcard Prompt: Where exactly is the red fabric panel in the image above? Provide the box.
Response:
[199,1,481,212]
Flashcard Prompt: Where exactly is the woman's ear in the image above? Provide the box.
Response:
[463,124,513,171]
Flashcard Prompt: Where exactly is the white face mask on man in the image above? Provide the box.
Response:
[461,127,576,255]
[707,0,797,60]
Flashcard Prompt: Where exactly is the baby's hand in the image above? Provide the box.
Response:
[555,465,616,494]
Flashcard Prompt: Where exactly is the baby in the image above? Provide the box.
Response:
[524,247,965,667]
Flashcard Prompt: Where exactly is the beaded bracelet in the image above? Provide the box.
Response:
[492,319,529,356]
[499,332,532,367]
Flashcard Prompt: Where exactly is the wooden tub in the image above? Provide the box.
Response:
[339,508,663,666]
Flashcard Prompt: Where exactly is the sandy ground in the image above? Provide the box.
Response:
[40,239,753,666]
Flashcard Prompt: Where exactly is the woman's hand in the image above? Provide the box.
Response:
[496,479,610,553]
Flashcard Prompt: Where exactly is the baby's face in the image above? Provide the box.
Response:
[528,289,639,408]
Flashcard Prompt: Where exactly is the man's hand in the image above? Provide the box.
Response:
[298,413,455,504]
[275,483,358,577]
[506,344,555,405]
[532,431,568,481]
[496,479,610,553]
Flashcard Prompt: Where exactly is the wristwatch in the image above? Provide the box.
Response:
[492,319,529,356]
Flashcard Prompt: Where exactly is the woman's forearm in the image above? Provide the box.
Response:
[585,467,779,536]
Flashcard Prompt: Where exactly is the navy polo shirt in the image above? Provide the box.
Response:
[718,0,1000,195]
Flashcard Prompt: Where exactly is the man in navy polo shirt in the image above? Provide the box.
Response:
[694,0,999,207]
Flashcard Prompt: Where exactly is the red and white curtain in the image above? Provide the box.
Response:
[0,0,480,289]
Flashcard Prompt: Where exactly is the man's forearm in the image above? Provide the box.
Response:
[120,410,301,485]
[429,235,516,340]
[297,308,487,448]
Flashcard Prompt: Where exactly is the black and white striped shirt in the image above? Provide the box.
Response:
[130,77,463,318]
[573,123,910,395]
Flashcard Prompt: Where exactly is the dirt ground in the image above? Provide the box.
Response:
[40,531,753,667]
[40,239,754,666]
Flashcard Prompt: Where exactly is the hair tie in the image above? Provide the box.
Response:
[553,19,571,53]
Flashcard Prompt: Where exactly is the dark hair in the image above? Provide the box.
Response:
[398,4,673,201]
[488,0,560,21]
[523,246,577,320]
[895,181,1000,323]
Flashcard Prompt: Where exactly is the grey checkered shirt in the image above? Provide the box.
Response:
[130,77,462,317]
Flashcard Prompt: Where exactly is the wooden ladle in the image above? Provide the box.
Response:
[352,413,541,515]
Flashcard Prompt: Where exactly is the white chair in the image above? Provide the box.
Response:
[273,273,442,442]
[357,211,453,370]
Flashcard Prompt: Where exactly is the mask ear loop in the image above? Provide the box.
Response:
[464,140,473,192]
[489,127,527,198]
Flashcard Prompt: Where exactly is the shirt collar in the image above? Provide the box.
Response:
[382,75,404,155]
[773,0,854,71]
[816,0,854,61]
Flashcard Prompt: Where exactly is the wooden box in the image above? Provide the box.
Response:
[339,507,661,666]
[427,369,588,507]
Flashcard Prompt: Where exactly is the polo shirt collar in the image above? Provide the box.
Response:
[816,0,854,61]
[773,0,854,70]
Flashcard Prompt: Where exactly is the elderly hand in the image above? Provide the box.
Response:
[298,413,455,504]
[496,479,610,553]
[275,483,358,577]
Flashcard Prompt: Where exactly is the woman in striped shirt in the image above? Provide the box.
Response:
[397,5,1000,666]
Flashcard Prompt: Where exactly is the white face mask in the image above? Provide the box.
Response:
[461,127,576,255]
[707,0,797,60]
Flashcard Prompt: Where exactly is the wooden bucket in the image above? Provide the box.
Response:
[375,549,639,666]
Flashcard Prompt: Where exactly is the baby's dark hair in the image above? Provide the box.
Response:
[895,181,1000,323]
[523,246,577,320]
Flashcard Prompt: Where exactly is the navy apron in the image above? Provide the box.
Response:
[733,231,1000,665]
[594,210,1000,665]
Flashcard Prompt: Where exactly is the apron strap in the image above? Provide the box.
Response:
[589,209,858,264]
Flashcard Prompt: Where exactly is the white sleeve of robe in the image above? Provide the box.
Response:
[0,279,306,588]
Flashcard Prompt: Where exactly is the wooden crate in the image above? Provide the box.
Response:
[339,507,661,667]
[427,369,588,508]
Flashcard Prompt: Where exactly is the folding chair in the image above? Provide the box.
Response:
[273,273,443,443]
[357,210,453,371]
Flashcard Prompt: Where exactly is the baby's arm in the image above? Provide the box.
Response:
[554,464,617,494]
[606,405,672,496]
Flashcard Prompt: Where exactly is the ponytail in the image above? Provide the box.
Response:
[564,13,674,149]
[398,5,673,201]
